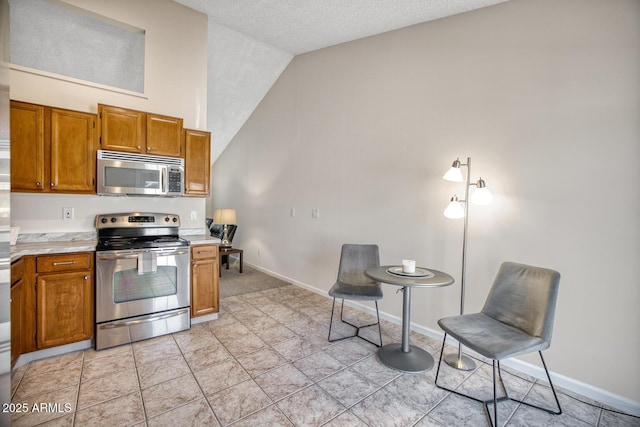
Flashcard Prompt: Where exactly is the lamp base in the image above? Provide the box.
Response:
[444,352,476,371]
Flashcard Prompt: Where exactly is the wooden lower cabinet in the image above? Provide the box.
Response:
[14,252,94,356]
[190,244,219,317]
[36,270,94,349]
[10,258,24,368]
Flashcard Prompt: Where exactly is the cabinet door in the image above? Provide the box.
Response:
[146,113,183,157]
[184,129,210,197]
[191,245,219,317]
[36,271,94,349]
[99,104,144,153]
[191,258,219,317]
[50,108,97,193]
[11,280,22,368]
[10,101,45,191]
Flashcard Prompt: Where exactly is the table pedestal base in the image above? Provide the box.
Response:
[377,343,434,373]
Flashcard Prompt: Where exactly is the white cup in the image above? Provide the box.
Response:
[401,259,416,274]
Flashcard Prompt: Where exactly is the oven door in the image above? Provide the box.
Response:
[95,247,190,323]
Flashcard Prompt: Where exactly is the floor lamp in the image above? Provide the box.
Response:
[443,157,493,370]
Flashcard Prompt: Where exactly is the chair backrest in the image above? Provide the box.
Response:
[481,262,560,343]
[208,222,238,243]
[337,244,380,286]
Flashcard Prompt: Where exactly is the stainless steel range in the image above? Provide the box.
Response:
[95,212,191,350]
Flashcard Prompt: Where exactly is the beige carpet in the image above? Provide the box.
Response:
[219,262,291,298]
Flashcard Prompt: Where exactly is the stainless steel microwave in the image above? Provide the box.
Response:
[97,150,184,197]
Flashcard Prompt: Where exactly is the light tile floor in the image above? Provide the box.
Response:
[10,284,639,426]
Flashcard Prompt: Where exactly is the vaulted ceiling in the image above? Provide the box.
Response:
[173,0,510,162]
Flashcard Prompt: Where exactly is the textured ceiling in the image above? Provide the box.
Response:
[172,0,511,165]
[175,0,510,55]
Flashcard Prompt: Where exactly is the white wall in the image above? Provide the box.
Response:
[10,0,209,233]
[212,0,640,405]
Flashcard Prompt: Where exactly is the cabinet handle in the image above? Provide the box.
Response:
[36,181,42,187]
[84,275,90,280]
[147,146,151,152]
[53,261,75,266]
[137,145,141,150]
[50,182,56,187]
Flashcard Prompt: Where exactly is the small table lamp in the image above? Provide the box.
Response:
[213,208,236,248]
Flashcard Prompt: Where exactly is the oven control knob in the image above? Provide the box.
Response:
[100,218,108,224]
[164,216,170,222]
[110,217,117,223]
[172,217,178,223]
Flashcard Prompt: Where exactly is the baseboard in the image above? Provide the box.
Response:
[245,262,640,418]
[13,339,93,370]
[191,313,219,325]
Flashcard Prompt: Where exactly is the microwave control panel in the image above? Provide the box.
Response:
[168,167,183,193]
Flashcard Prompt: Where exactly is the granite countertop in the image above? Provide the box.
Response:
[11,240,99,261]
[182,234,221,246]
[10,231,221,262]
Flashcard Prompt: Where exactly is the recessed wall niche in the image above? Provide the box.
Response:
[9,0,145,94]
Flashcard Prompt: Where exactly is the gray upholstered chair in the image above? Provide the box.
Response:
[435,261,562,426]
[327,244,383,347]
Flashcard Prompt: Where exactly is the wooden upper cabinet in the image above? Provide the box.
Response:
[99,104,183,157]
[147,114,183,157]
[50,108,97,193]
[10,101,96,194]
[98,104,144,153]
[10,101,45,191]
[184,129,211,197]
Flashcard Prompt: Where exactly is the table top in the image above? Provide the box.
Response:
[365,265,455,288]
[220,247,243,253]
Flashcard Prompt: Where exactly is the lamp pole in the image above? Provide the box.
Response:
[444,157,477,371]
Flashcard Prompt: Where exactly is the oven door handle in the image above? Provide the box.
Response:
[98,308,190,329]
[153,249,189,257]
[97,254,140,261]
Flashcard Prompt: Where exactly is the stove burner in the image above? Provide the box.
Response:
[97,236,189,251]
[95,212,190,251]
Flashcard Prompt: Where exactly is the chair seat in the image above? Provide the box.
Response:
[329,281,382,301]
[438,312,550,360]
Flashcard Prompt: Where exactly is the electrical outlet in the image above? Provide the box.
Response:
[312,208,320,219]
[190,211,197,220]
[290,208,296,217]
[63,207,74,220]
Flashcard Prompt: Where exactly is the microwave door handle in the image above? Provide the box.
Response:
[161,167,166,193]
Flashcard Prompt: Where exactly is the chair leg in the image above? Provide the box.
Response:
[327,298,382,347]
[436,335,561,426]
[493,352,562,416]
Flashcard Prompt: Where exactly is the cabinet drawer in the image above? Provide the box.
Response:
[36,252,92,273]
[192,244,218,260]
[11,258,24,285]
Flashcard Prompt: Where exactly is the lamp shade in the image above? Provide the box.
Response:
[213,208,237,224]
[444,196,465,219]
[443,159,463,182]
[471,178,493,205]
